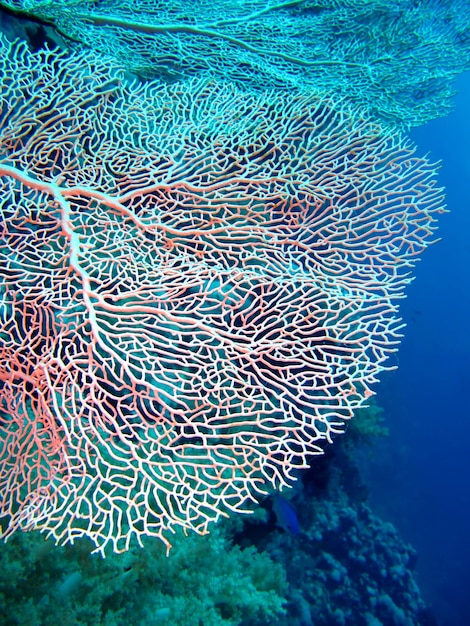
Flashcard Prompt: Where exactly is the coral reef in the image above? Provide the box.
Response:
[0,437,436,625]
[0,524,287,626]
[240,440,437,625]
[269,488,432,625]
[0,4,451,623]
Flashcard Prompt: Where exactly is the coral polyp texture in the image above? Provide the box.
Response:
[0,37,444,554]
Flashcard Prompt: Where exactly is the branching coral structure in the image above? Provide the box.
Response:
[0,36,444,554]
[1,0,470,127]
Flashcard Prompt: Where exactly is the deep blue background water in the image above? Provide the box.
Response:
[364,72,470,625]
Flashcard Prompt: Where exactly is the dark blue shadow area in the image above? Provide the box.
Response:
[363,71,470,625]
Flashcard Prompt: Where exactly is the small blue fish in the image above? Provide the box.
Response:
[272,493,299,534]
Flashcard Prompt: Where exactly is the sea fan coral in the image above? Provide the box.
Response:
[0,36,444,553]
[2,0,470,126]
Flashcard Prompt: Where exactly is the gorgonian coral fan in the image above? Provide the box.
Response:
[0,37,444,553]
[2,0,470,127]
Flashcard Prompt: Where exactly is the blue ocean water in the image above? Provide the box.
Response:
[364,71,470,626]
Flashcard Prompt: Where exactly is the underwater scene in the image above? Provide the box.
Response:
[0,2,469,625]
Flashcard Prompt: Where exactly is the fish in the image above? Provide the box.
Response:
[272,493,300,534]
